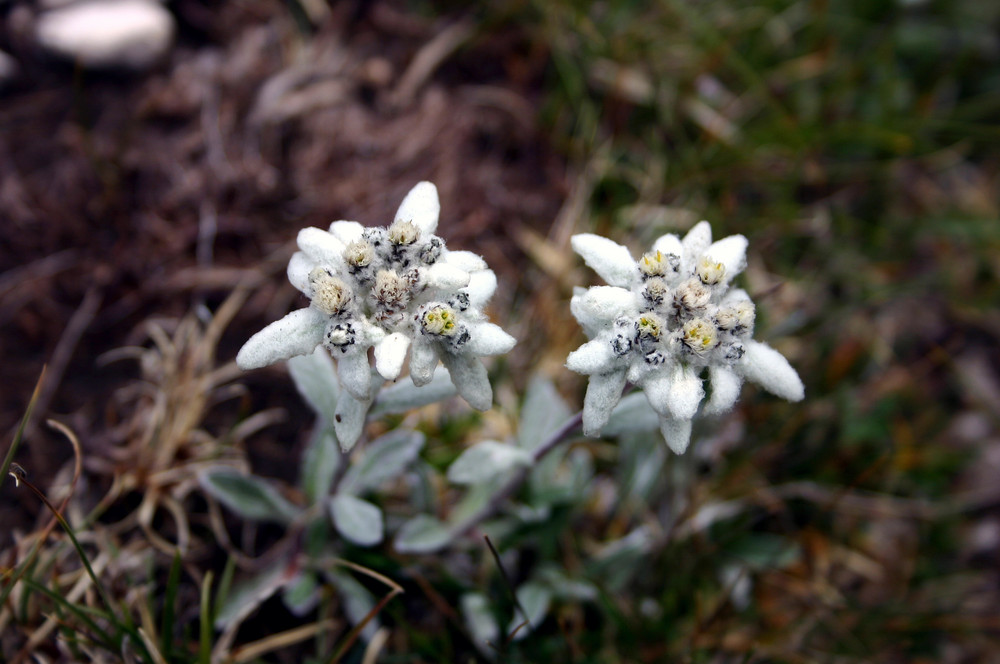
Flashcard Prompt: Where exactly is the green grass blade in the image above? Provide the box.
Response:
[159,551,183,659]
[200,571,214,664]
[0,367,45,492]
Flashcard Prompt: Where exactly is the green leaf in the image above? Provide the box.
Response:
[518,376,572,451]
[326,570,379,641]
[288,347,340,422]
[588,526,654,591]
[300,427,340,503]
[507,582,552,640]
[199,468,300,524]
[370,367,457,416]
[394,515,452,554]
[536,565,598,602]
[727,534,802,571]
[329,494,384,547]
[214,560,293,629]
[447,441,531,485]
[460,593,499,655]
[282,571,320,617]
[340,430,425,495]
[603,392,660,435]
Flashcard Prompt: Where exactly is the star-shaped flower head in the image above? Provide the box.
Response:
[566,222,803,454]
[236,182,515,448]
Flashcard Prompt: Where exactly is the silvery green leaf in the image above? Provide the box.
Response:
[329,494,384,547]
[370,366,457,416]
[727,534,801,571]
[447,441,532,485]
[326,570,379,640]
[617,431,666,502]
[287,347,340,422]
[395,514,452,554]
[588,526,653,591]
[567,447,594,500]
[340,430,425,495]
[603,391,660,435]
[450,480,503,524]
[507,582,552,640]
[517,376,571,452]
[528,446,570,506]
[536,566,598,602]
[282,571,319,617]
[199,468,299,524]
[215,558,294,629]
[460,593,499,656]
[300,428,340,503]
[304,515,331,557]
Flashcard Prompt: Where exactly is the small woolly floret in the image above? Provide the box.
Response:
[637,313,663,339]
[388,219,420,245]
[421,304,459,336]
[696,256,726,285]
[309,268,352,316]
[681,318,719,355]
[639,250,673,278]
[372,269,412,314]
[344,240,375,267]
[673,278,711,314]
[325,321,357,351]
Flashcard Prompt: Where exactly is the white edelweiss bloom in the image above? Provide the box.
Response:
[566,221,802,454]
[236,182,515,449]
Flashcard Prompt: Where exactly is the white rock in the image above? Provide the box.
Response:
[36,0,175,70]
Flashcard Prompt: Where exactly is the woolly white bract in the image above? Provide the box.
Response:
[566,222,803,454]
[237,182,515,448]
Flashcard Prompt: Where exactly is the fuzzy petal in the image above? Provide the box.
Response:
[703,365,743,415]
[297,227,346,265]
[236,307,325,370]
[287,251,313,293]
[464,270,498,309]
[442,250,488,272]
[703,235,748,282]
[570,286,639,332]
[409,337,439,386]
[328,220,365,245]
[374,333,411,381]
[681,221,712,273]
[441,353,492,411]
[566,338,619,375]
[337,346,372,400]
[334,390,372,452]
[394,181,440,235]
[582,370,628,437]
[659,417,693,455]
[652,233,683,258]
[737,340,804,402]
[570,234,640,289]
[465,322,516,356]
[642,364,704,420]
[425,263,470,291]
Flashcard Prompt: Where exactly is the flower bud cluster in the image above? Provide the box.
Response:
[566,222,803,454]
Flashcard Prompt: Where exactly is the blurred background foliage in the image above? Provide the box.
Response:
[1,0,998,661]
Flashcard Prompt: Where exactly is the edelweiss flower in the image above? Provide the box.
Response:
[236,182,515,447]
[566,221,803,454]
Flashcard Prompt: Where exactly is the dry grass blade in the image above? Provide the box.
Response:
[230,619,338,663]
